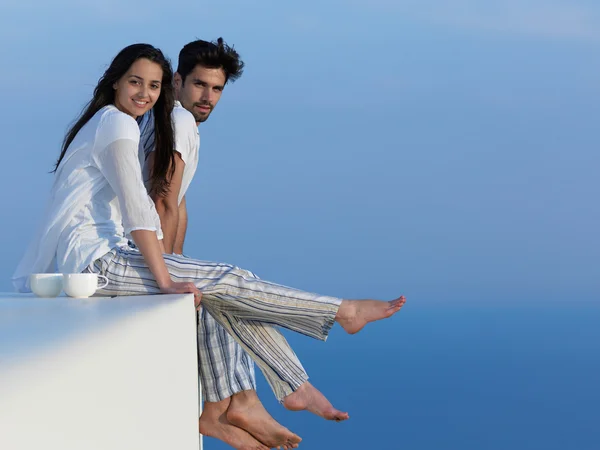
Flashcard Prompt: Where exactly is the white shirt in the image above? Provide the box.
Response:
[13,105,162,292]
[138,101,200,204]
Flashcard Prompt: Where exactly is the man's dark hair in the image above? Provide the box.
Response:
[177,38,244,85]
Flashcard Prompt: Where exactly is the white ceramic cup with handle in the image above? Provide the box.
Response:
[63,273,109,298]
[29,273,64,298]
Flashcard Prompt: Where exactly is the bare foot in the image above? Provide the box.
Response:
[199,398,270,450]
[283,381,349,422]
[336,296,406,335]
[227,390,302,449]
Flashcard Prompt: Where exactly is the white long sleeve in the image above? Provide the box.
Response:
[95,138,162,237]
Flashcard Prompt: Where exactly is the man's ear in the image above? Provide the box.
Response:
[174,72,183,90]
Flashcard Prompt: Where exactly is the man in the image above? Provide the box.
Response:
[139,39,301,450]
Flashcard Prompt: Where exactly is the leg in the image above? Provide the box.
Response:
[93,248,404,420]
[96,249,338,400]
[199,308,301,448]
[199,301,349,421]
[197,307,257,402]
[95,248,343,341]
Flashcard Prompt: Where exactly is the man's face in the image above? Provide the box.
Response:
[175,65,226,124]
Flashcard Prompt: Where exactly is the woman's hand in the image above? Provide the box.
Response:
[130,230,202,309]
[160,281,202,309]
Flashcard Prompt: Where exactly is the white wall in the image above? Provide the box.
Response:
[0,293,201,450]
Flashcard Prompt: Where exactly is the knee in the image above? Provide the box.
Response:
[232,266,261,280]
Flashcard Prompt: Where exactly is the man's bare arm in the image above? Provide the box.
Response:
[173,196,188,255]
[151,152,185,254]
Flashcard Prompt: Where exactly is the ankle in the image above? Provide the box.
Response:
[335,300,354,321]
[231,389,258,407]
[203,398,230,416]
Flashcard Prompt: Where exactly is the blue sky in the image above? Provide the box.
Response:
[2,0,597,300]
[1,1,599,449]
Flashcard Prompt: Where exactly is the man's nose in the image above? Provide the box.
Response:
[200,90,213,104]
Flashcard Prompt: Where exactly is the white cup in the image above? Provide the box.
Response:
[30,273,64,298]
[63,273,109,298]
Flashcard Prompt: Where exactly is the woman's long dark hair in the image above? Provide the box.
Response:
[54,43,175,197]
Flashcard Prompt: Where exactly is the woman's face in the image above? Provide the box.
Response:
[113,58,163,118]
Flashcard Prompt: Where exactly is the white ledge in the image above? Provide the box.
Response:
[0,293,201,450]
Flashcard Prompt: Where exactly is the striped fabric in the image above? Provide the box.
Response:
[88,247,341,401]
[137,111,155,162]
[197,306,257,401]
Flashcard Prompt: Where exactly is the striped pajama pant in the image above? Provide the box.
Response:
[87,247,342,401]
[197,306,257,402]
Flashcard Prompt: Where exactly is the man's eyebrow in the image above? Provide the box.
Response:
[191,78,224,89]
[129,74,162,84]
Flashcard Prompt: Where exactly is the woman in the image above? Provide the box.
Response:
[13,43,406,431]
[12,44,195,297]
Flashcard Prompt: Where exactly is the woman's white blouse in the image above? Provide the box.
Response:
[13,105,162,292]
